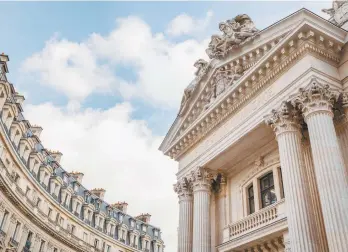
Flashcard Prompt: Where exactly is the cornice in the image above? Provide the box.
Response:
[165,27,344,160]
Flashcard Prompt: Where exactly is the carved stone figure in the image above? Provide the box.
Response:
[178,59,209,116]
[203,65,244,110]
[206,14,259,59]
[323,0,348,28]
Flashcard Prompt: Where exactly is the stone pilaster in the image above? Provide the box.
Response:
[174,178,193,252]
[190,167,212,252]
[265,101,319,251]
[292,80,348,251]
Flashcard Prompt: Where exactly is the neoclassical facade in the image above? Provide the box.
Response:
[160,2,348,252]
[0,56,164,251]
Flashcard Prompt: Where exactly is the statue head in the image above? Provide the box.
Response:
[219,22,230,34]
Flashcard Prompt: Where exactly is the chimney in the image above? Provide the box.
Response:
[111,202,128,213]
[136,213,151,223]
[69,171,84,184]
[90,188,106,200]
[49,150,63,163]
[30,125,43,138]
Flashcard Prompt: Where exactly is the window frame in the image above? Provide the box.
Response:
[259,172,277,208]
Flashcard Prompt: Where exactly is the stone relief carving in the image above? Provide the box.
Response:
[178,59,210,116]
[323,0,348,27]
[206,14,259,59]
[204,65,244,110]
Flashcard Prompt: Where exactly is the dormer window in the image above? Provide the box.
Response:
[130,220,135,228]
[119,214,123,222]
[74,183,79,192]
[142,225,146,232]
[95,201,100,211]
[154,230,159,237]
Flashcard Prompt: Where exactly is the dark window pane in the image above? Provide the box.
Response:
[260,172,277,208]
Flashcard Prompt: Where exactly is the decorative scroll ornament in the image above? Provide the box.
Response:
[189,167,213,191]
[178,59,210,116]
[206,14,259,59]
[265,102,301,136]
[323,0,348,27]
[173,178,192,199]
[291,79,340,119]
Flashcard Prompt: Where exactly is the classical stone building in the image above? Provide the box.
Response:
[0,57,164,251]
[160,2,348,252]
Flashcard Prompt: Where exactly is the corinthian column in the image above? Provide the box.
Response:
[190,167,212,252]
[292,80,348,251]
[174,178,193,252]
[265,102,319,251]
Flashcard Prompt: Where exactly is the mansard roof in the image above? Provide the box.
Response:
[159,8,348,160]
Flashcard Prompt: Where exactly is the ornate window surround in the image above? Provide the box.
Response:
[241,162,283,217]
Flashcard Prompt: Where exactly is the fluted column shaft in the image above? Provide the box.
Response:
[266,102,319,251]
[292,81,348,251]
[304,111,348,250]
[302,142,329,251]
[178,194,193,252]
[174,179,193,252]
[191,168,212,252]
[192,187,210,252]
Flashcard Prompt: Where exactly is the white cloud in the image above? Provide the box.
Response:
[166,11,213,37]
[23,102,178,251]
[21,15,210,109]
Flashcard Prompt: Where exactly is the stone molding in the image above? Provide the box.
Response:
[165,27,344,160]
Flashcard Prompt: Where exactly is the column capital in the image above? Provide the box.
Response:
[265,101,301,136]
[189,167,213,193]
[173,178,192,201]
[291,78,339,120]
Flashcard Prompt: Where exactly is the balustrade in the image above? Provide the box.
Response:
[227,199,285,239]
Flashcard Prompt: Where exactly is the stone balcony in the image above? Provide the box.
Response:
[222,199,287,248]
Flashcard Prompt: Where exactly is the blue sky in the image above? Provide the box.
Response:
[1,1,332,251]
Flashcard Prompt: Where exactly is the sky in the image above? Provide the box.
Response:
[1,1,332,251]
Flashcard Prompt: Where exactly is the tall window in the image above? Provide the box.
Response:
[248,185,255,214]
[39,240,45,252]
[12,221,21,240]
[0,210,9,230]
[260,172,277,208]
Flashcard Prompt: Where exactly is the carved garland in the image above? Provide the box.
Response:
[167,29,343,159]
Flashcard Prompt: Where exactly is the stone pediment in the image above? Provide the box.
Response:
[160,9,347,160]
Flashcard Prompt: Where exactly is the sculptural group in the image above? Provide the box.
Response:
[206,14,259,59]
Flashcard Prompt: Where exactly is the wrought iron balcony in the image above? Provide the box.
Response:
[120,238,125,243]
[132,244,138,249]
[84,219,91,225]
[9,237,19,247]
[145,249,150,252]
[52,194,58,201]
[96,226,103,232]
[74,212,80,218]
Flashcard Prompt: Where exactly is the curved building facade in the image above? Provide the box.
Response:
[0,55,164,252]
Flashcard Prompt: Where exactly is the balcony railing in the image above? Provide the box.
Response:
[145,249,150,252]
[84,219,91,225]
[120,238,125,243]
[226,199,285,240]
